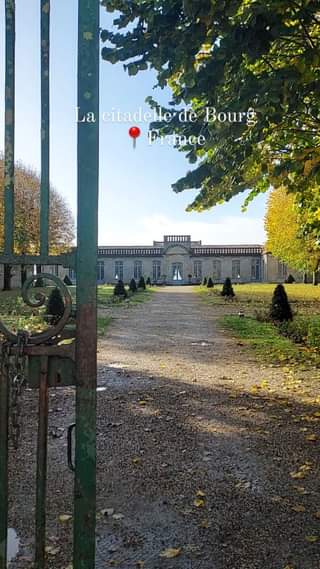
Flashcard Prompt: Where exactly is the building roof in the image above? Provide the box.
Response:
[98,237,263,257]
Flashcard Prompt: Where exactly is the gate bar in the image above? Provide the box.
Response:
[35,356,49,568]
[4,0,15,255]
[0,350,9,569]
[74,2,100,568]
[40,0,50,257]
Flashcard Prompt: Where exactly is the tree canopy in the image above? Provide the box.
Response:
[0,158,75,255]
[101,0,320,232]
[265,186,319,276]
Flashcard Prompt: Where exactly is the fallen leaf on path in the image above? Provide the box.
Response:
[101,508,114,517]
[59,514,72,523]
[290,464,312,479]
[45,546,60,556]
[132,457,141,464]
[196,490,206,497]
[136,562,145,568]
[305,434,318,442]
[305,535,319,543]
[112,513,125,520]
[160,548,182,558]
[291,505,306,513]
[313,511,320,519]
[293,486,308,495]
[194,498,205,508]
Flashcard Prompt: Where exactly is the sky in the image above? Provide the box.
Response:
[0,1,268,246]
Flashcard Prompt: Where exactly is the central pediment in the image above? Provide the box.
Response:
[164,244,190,255]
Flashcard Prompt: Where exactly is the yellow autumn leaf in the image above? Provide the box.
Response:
[59,514,72,523]
[160,548,182,559]
[291,504,306,513]
[139,401,147,406]
[290,471,305,479]
[200,519,209,529]
[305,535,319,543]
[132,457,141,464]
[305,434,318,442]
[196,490,206,497]
[45,546,60,556]
[194,498,205,508]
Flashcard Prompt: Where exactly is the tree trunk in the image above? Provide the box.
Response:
[303,271,308,284]
[3,264,12,291]
[21,265,27,286]
[312,271,319,286]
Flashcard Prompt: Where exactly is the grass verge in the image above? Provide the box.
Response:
[220,315,317,365]
[97,316,112,336]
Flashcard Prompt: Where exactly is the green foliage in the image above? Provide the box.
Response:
[202,277,207,286]
[221,278,235,298]
[279,315,320,348]
[129,278,137,293]
[270,284,293,322]
[46,287,65,323]
[101,0,320,229]
[222,315,301,362]
[207,277,214,288]
[138,276,146,290]
[63,275,73,286]
[97,316,112,336]
[114,279,127,298]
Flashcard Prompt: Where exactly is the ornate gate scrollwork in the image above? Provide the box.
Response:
[0,273,73,345]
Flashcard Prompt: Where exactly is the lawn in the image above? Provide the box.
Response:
[0,284,154,338]
[197,282,320,315]
[197,283,320,365]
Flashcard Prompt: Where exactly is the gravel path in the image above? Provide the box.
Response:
[9,287,320,569]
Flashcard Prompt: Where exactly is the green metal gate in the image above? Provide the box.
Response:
[0,1,99,567]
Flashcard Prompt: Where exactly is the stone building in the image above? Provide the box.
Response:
[95,235,301,285]
[0,235,302,289]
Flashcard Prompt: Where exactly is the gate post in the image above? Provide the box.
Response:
[74,2,100,568]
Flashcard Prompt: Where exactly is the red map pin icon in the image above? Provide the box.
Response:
[129,126,141,149]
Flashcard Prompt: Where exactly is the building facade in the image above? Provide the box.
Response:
[0,235,303,289]
[95,235,302,285]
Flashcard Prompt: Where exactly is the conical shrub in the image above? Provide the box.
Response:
[129,278,137,293]
[207,277,214,288]
[270,284,293,322]
[114,279,127,298]
[138,276,146,290]
[46,287,65,323]
[221,277,235,297]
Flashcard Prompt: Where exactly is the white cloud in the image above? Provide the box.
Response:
[100,213,266,245]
